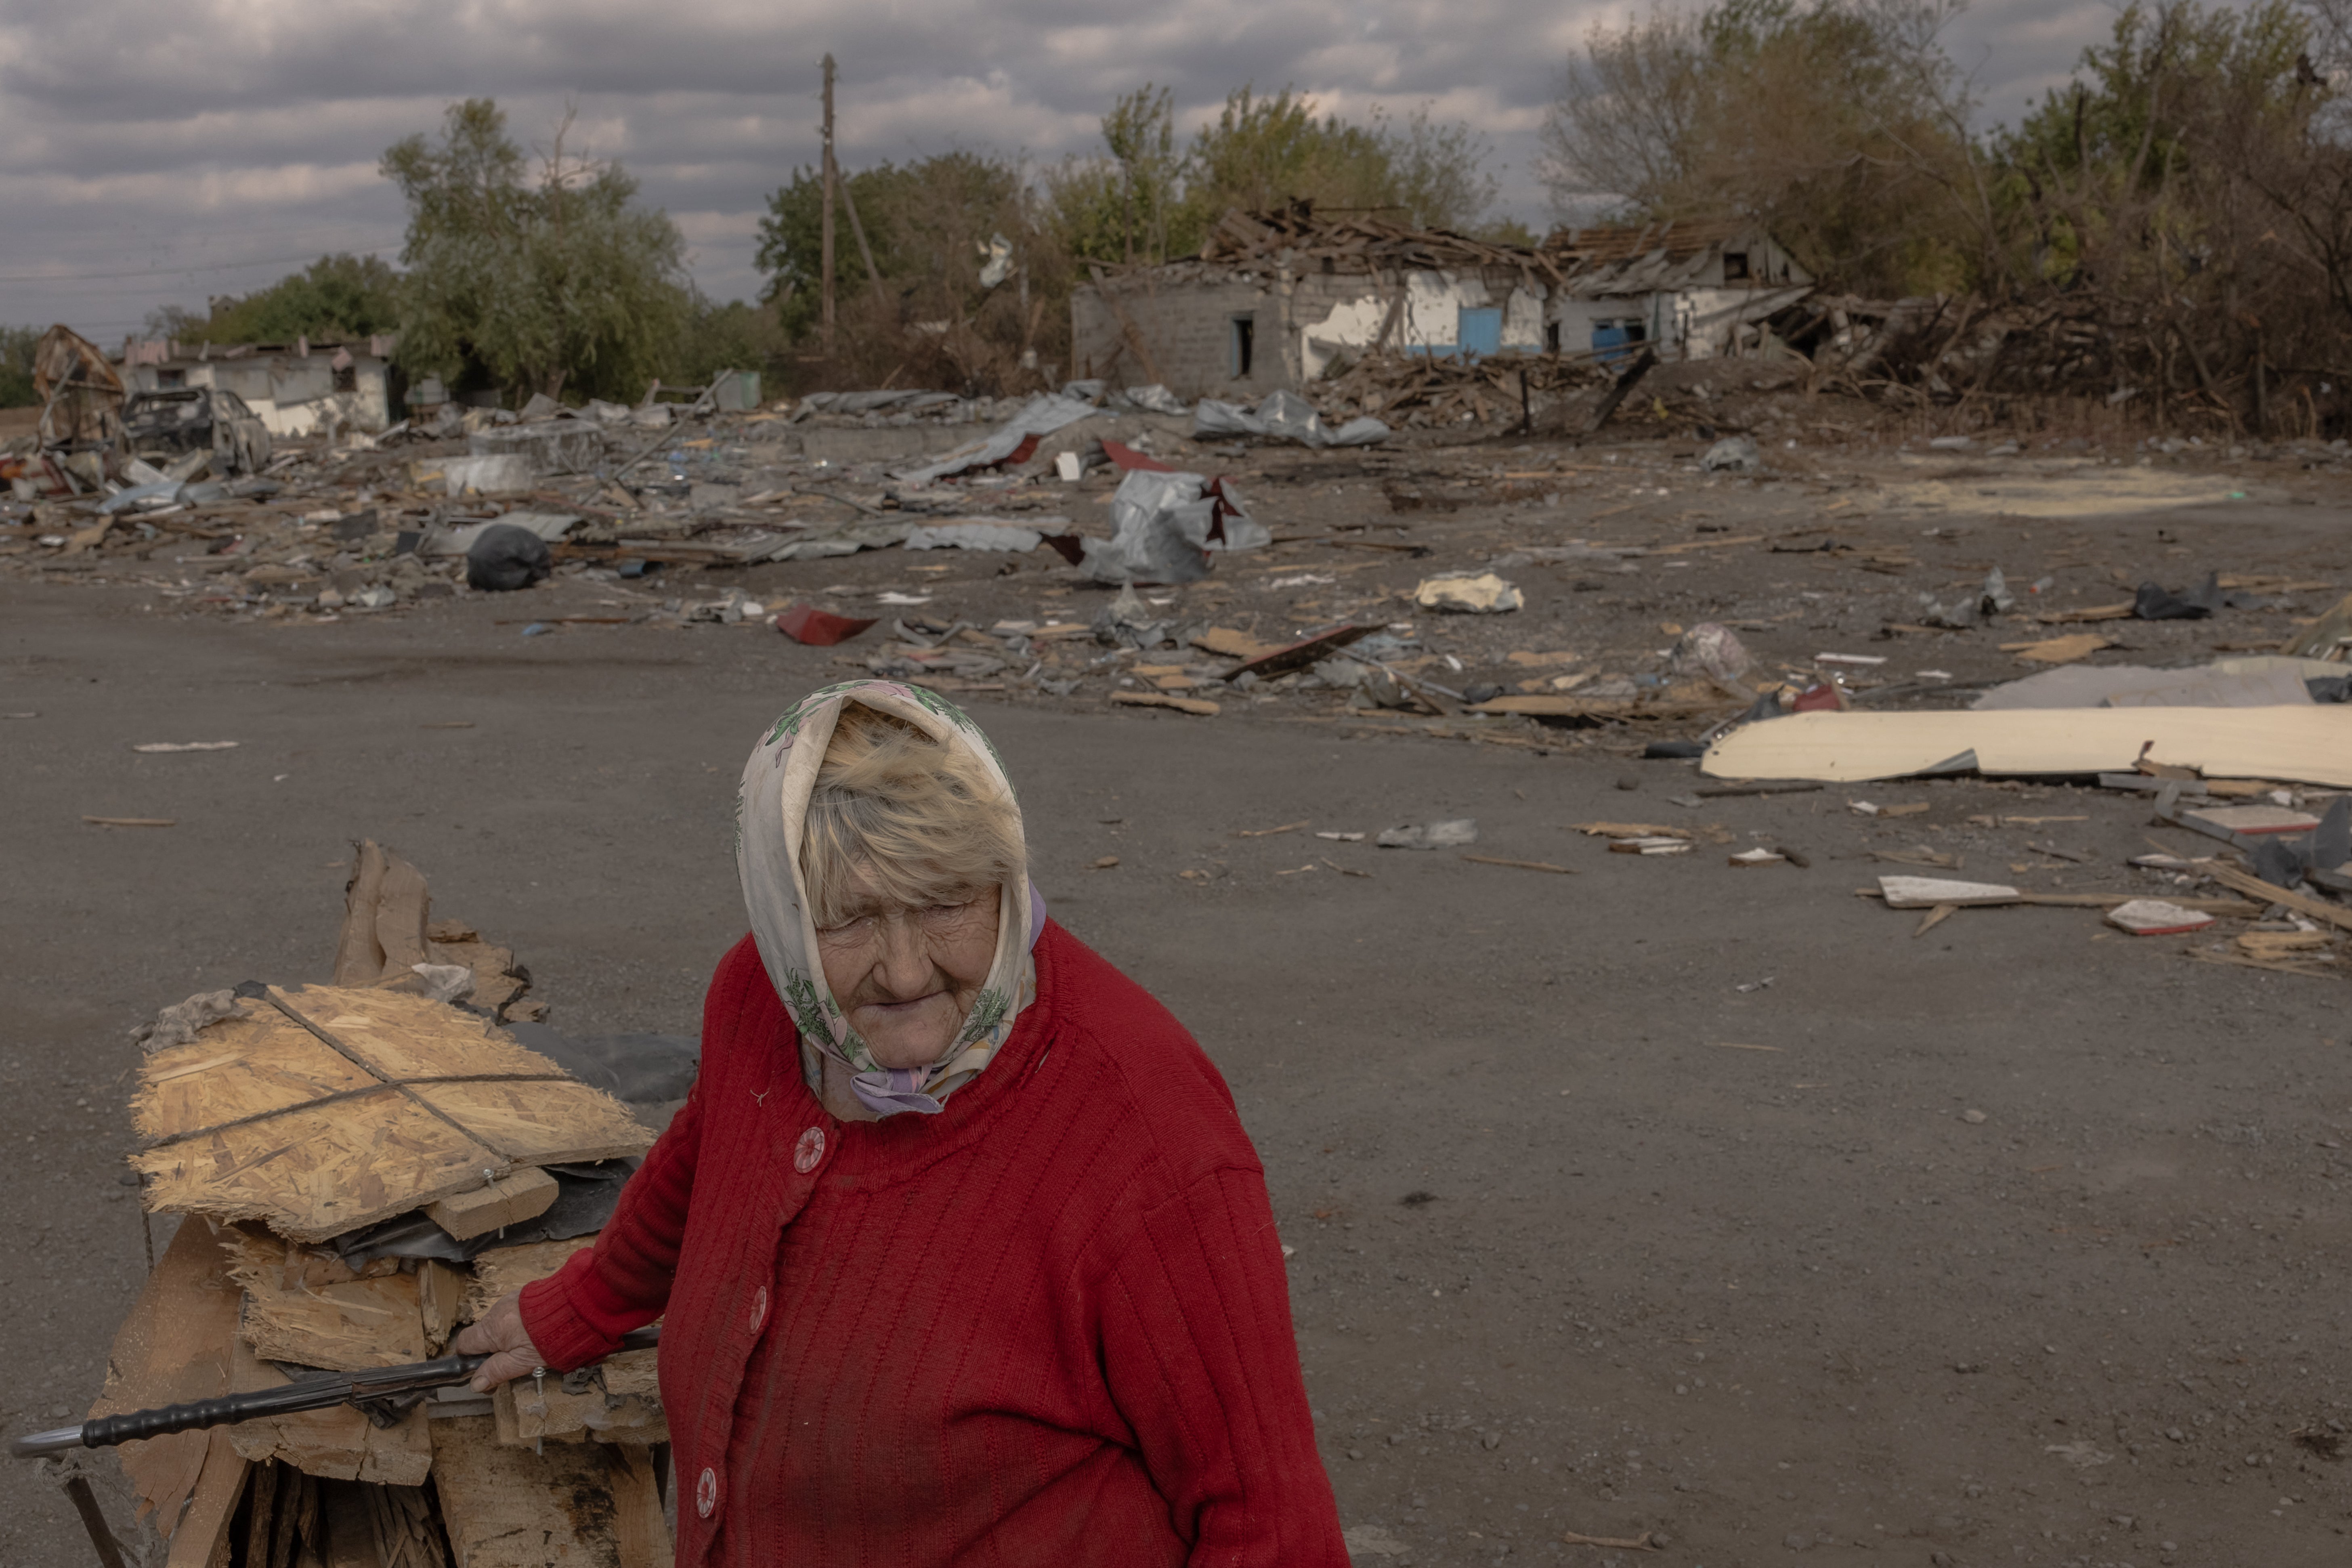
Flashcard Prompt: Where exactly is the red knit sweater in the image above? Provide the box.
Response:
[520,922,1347,1567]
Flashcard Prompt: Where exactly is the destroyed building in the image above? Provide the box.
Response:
[116,334,402,437]
[1069,205,1813,398]
[1539,219,1812,363]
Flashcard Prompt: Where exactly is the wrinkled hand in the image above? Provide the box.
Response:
[454,1292,544,1392]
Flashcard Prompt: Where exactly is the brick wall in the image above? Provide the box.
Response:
[1072,277,1284,399]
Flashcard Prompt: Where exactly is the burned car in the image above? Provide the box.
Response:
[120,386,273,476]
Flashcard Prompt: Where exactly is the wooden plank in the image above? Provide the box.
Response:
[1703,707,2352,788]
[92,1217,244,1537]
[224,1340,433,1485]
[608,1446,672,1568]
[161,1431,246,1568]
[1472,694,1724,719]
[430,1414,631,1568]
[426,1166,559,1240]
[2203,861,2352,934]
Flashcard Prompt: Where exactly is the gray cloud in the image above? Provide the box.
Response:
[0,0,2117,339]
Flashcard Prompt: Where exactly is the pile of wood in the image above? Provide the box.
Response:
[76,844,669,1568]
[1317,351,1612,430]
[1197,200,1568,288]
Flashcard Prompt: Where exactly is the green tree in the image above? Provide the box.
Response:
[150,255,403,347]
[1046,84,1500,269]
[661,292,791,388]
[755,151,1054,383]
[1540,0,1983,294]
[1993,0,2320,289]
[381,99,688,403]
[1177,87,1496,243]
[0,325,40,407]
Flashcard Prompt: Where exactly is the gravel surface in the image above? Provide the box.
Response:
[3,443,2348,1566]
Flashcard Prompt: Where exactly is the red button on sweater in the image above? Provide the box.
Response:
[520,921,1348,1568]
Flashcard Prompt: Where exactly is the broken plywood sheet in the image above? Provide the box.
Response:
[461,1237,597,1323]
[228,1230,429,1369]
[1702,706,2352,788]
[431,1415,662,1568]
[132,984,651,1243]
[92,1217,243,1537]
[225,1339,432,1485]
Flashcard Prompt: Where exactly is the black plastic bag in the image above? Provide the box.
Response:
[466,522,552,591]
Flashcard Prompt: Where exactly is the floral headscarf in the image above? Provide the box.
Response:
[736,681,1040,1117]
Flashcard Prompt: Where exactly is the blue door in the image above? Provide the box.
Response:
[1458,308,1502,357]
[1591,321,1632,365]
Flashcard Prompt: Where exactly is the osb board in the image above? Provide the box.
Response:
[134,1002,379,1143]
[297,988,557,1081]
[430,1415,646,1568]
[407,1079,647,1167]
[225,1339,432,1486]
[1702,705,2352,788]
[134,1091,506,1245]
[132,984,650,1243]
[92,1217,243,1534]
[461,1237,598,1323]
[229,1230,428,1370]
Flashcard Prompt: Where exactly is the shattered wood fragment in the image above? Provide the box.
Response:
[229,1230,429,1369]
[431,1415,660,1567]
[161,1431,247,1568]
[224,1340,433,1485]
[460,1237,599,1323]
[1111,691,1220,716]
[91,1217,243,1535]
[131,984,650,1243]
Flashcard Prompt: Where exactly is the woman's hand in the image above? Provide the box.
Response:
[453,1292,544,1392]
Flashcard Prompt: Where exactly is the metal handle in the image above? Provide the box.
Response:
[11,1323,657,1459]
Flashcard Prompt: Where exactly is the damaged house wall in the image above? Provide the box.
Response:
[1070,206,1815,398]
[117,335,400,436]
[1542,223,1813,364]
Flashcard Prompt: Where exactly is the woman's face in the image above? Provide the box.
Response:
[815,869,1001,1071]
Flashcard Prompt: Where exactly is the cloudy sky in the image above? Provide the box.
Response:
[0,0,2128,344]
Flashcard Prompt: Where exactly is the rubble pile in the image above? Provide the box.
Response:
[59,843,684,1568]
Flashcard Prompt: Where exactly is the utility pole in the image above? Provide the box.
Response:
[821,54,837,357]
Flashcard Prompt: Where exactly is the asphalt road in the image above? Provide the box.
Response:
[2,573,2345,1567]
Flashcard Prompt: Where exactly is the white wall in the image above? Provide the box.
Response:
[180,360,394,435]
[1298,270,1549,380]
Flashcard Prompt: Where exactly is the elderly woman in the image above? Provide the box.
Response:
[459,681,1347,1565]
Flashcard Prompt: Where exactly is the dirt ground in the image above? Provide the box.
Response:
[3,429,2349,1568]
